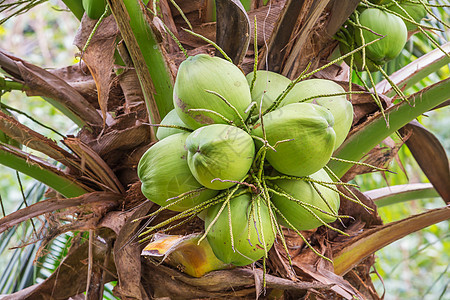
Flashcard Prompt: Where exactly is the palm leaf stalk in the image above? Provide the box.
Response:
[329,77,450,178]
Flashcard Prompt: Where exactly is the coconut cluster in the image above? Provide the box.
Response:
[138,54,354,267]
[338,0,428,71]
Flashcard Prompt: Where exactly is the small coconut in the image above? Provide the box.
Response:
[138,133,217,212]
[156,109,191,141]
[270,168,340,230]
[246,70,290,115]
[205,193,275,266]
[186,124,255,190]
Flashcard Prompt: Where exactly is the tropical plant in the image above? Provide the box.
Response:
[0,0,449,299]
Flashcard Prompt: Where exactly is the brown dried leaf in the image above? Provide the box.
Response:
[216,0,251,65]
[88,116,151,162]
[282,0,332,77]
[74,15,119,127]
[0,111,80,168]
[158,0,180,53]
[0,192,120,234]
[332,80,392,127]
[49,62,99,108]
[399,120,450,203]
[337,187,383,229]
[341,138,404,182]
[118,69,145,114]
[258,0,304,74]
[295,263,365,299]
[5,232,117,300]
[345,261,382,300]
[314,62,349,82]
[248,2,285,47]
[0,50,103,128]
[65,137,125,194]
[268,243,298,281]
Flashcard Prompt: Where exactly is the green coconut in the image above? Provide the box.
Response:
[357,8,407,64]
[173,54,252,129]
[205,193,275,266]
[270,168,340,231]
[252,103,336,177]
[156,109,191,141]
[137,133,217,212]
[280,79,353,150]
[246,70,291,115]
[186,124,255,190]
[388,1,428,31]
[340,8,407,71]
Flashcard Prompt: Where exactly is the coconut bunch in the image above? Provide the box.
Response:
[137,54,357,267]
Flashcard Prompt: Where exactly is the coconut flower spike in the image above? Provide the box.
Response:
[268,186,349,235]
[249,16,258,93]
[270,202,333,264]
[198,185,241,244]
[204,90,249,132]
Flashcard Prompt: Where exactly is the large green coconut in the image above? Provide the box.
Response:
[252,103,336,177]
[246,70,290,115]
[270,168,340,230]
[280,79,353,150]
[205,193,275,266]
[339,8,407,71]
[156,109,191,141]
[173,54,252,129]
[356,8,407,65]
[137,133,217,212]
[186,124,255,190]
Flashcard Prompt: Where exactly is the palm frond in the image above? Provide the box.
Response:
[0,0,47,25]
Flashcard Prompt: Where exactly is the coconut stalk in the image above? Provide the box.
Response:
[108,0,174,126]
[375,42,450,97]
[333,206,450,275]
[329,77,450,178]
[0,146,89,198]
[365,183,440,207]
